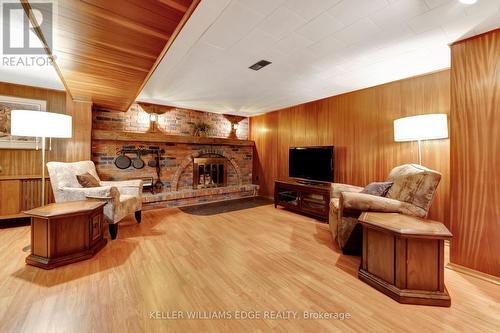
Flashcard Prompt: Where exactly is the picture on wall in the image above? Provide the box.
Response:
[0,95,47,149]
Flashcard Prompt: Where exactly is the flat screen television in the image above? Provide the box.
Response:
[289,146,334,183]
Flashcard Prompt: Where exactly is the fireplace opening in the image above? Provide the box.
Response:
[193,157,227,189]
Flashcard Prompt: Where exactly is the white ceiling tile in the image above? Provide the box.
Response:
[327,0,390,26]
[463,0,500,17]
[139,0,497,116]
[308,34,348,58]
[424,0,452,9]
[275,33,314,55]
[284,0,342,20]
[258,7,307,39]
[230,29,280,58]
[471,11,500,36]
[236,0,287,16]
[333,18,382,45]
[370,0,430,30]
[408,1,466,33]
[201,2,265,49]
[296,12,345,42]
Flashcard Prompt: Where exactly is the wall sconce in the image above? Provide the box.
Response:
[150,113,158,123]
[229,121,239,139]
[224,114,245,140]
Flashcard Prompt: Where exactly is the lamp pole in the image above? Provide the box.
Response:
[41,136,46,206]
[417,139,422,165]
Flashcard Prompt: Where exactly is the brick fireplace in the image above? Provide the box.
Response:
[91,104,258,209]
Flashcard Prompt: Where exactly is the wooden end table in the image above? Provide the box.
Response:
[24,200,107,269]
[358,212,452,307]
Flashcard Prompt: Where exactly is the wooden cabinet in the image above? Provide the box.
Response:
[358,212,452,307]
[274,180,330,220]
[0,180,21,216]
[24,201,107,269]
[0,176,53,220]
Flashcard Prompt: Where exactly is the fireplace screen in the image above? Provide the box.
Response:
[193,157,227,189]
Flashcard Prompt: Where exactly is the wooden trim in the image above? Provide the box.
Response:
[126,0,201,111]
[20,0,73,99]
[450,28,500,46]
[92,129,255,146]
[446,263,500,286]
[0,175,45,181]
[0,213,28,220]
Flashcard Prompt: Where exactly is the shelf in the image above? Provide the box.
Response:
[0,175,43,180]
[92,129,255,147]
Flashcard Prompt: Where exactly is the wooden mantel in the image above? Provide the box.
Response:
[92,129,255,147]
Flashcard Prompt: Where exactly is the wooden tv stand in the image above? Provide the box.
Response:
[274,180,330,220]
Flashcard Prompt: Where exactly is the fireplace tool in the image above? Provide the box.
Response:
[154,149,163,191]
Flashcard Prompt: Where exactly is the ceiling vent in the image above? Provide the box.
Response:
[249,60,272,71]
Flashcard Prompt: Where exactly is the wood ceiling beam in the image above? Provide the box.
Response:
[20,0,74,99]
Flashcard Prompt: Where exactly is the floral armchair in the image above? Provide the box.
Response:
[329,164,442,254]
[46,161,143,239]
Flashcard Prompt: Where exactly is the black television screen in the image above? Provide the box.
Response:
[289,146,334,182]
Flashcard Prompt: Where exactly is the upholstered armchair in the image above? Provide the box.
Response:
[329,164,441,254]
[46,161,143,239]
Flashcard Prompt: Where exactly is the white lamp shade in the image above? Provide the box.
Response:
[11,110,72,138]
[394,114,448,142]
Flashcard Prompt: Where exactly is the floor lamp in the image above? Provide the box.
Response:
[393,114,448,165]
[11,110,72,206]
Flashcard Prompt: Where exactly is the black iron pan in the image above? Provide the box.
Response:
[115,150,131,169]
[132,150,145,169]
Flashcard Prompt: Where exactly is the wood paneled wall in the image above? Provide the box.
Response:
[250,70,450,226]
[0,82,92,217]
[450,30,500,277]
[0,82,91,177]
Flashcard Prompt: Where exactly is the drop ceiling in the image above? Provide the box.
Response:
[138,0,500,116]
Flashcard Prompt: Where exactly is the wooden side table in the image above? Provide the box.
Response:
[24,200,107,269]
[358,212,452,307]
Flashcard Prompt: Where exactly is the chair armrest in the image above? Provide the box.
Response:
[100,180,143,196]
[340,192,426,217]
[331,183,364,198]
[60,186,119,204]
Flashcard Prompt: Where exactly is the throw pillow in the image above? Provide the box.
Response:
[361,181,393,197]
[76,172,100,188]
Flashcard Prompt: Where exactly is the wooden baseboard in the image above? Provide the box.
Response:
[446,263,500,285]
[358,268,451,307]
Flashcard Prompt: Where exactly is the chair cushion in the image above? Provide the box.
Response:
[330,198,340,213]
[361,181,393,197]
[76,172,100,188]
[386,164,441,212]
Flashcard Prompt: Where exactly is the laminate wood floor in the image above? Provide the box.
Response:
[0,200,498,333]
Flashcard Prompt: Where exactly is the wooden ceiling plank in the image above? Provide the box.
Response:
[55,48,151,73]
[56,30,160,60]
[62,1,172,41]
[25,0,195,111]
[80,0,183,31]
[157,0,189,13]
[127,0,201,111]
